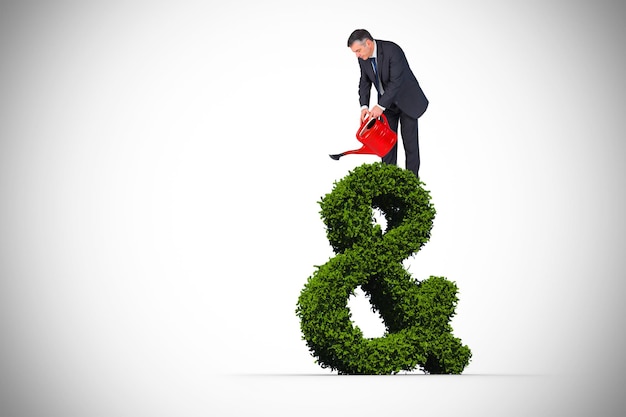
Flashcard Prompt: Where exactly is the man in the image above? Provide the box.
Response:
[347,29,428,178]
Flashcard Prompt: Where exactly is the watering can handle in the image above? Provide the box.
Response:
[361,113,388,126]
[359,114,388,136]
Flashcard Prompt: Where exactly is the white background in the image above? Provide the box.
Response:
[1,1,625,416]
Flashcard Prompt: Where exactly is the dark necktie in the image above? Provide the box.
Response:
[370,57,382,94]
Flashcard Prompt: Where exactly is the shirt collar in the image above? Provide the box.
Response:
[370,40,377,59]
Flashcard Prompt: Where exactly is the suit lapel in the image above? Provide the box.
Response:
[376,41,384,83]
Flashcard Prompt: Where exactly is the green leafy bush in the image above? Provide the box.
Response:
[296,162,471,374]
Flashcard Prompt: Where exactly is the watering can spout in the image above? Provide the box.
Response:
[329,115,397,160]
[329,145,374,160]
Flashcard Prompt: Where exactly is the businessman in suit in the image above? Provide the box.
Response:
[347,29,428,178]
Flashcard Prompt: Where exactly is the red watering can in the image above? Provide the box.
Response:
[329,114,397,160]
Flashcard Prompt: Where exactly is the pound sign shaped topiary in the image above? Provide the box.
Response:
[296,162,471,374]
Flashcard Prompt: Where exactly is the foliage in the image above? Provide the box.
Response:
[296,162,471,374]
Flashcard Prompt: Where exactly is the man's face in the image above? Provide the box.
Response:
[350,39,373,60]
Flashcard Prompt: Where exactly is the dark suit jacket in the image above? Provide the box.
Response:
[358,40,429,119]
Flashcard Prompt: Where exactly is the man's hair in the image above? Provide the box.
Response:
[347,29,373,47]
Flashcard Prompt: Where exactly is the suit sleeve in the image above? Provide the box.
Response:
[358,60,372,108]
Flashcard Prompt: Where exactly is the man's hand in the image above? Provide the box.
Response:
[369,105,384,119]
[361,105,384,123]
[360,108,369,123]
